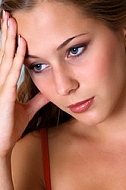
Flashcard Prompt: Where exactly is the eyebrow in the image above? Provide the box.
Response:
[25,33,88,59]
[25,54,39,59]
[57,33,88,50]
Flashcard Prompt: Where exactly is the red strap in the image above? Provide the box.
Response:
[41,129,51,190]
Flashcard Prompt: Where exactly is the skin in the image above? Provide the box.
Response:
[14,2,126,132]
[0,1,126,190]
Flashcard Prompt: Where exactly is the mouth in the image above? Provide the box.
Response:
[67,97,94,114]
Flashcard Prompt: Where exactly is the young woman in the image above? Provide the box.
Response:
[0,0,126,189]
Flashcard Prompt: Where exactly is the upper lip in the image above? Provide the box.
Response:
[67,97,94,108]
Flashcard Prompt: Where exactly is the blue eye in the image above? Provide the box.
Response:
[30,63,49,73]
[68,45,85,57]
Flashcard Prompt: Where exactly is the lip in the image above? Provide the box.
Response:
[68,97,94,113]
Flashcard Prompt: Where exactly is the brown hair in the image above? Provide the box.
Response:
[1,0,126,136]
[1,0,126,29]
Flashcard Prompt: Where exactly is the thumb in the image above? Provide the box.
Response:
[25,92,50,120]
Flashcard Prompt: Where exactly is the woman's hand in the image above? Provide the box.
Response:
[0,11,49,157]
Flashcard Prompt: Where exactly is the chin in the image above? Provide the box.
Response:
[75,110,110,127]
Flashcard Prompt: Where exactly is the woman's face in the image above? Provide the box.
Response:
[14,2,126,126]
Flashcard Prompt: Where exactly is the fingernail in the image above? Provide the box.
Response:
[2,10,6,20]
[7,19,10,27]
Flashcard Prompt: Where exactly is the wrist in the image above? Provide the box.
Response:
[0,153,14,190]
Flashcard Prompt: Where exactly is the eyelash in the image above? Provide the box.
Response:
[28,43,88,73]
[67,43,88,58]
[29,63,49,73]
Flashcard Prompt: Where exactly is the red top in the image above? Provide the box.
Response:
[41,129,51,190]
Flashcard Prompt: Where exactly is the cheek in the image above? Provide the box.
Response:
[78,46,124,99]
[33,77,57,100]
[89,49,126,105]
[76,41,117,87]
[79,56,112,87]
[85,31,126,86]
[86,45,122,85]
[32,76,50,93]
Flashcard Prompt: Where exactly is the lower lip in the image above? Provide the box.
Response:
[68,97,94,114]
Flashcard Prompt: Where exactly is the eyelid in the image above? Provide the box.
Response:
[69,43,86,50]
[67,43,88,57]
[28,62,49,73]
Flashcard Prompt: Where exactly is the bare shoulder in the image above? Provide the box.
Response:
[11,130,45,190]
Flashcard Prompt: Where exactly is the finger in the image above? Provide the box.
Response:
[4,35,26,90]
[25,92,49,121]
[3,17,17,59]
[1,36,26,103]
[0,17,17,85]
[0,11,10,63]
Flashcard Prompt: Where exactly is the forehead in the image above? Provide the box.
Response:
[13,2,96,55]
[14,2,85,32]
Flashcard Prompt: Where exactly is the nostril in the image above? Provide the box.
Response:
[53,66,79,96]
[56,79,79,96]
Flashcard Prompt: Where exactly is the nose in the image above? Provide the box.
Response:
[53,66,79,96]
